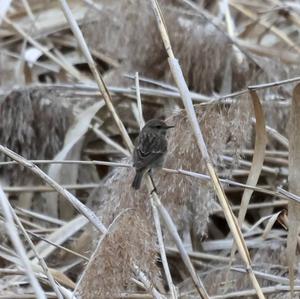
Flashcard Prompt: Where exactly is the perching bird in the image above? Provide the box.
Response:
[132,119,174,190]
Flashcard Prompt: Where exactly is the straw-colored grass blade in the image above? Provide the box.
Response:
[229,90,267,260]
[287,83,300,295]
[237,90,267,226]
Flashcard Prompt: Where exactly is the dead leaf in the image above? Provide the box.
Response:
[237,90,267,226]
[229,90,267,259]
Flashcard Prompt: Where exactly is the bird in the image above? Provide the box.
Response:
[131,119,174,190]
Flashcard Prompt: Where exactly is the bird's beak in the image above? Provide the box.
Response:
[165,125,175,129]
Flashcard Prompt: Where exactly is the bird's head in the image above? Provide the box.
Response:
[144,119,175,136]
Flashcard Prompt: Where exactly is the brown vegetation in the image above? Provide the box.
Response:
[1,0,300,298]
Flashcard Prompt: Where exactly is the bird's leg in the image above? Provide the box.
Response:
[148,169,157,194]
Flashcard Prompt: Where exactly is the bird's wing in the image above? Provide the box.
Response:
[133,132,167,170]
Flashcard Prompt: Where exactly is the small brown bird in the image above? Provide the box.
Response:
[132,119,174,190]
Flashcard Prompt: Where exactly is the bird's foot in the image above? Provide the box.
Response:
[150,186,157,195]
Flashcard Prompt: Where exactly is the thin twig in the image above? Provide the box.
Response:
[0,159,129,167]
[28,231,89,262]
[2,183,99,193]
[135,72,145,128]
[90,124,130,157]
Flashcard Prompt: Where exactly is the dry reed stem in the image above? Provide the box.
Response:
[27,230,89,262]
[132,265,166,299]
[21,0,35,23]
[90,124,131,157]
[0,187,46,299]
[28,215,88,260]
[58,0,134,152]
[0,159,129,167]
[165,246,230,263]
[135,72,176,299]
[151,202,178,299]
[135,72,145,128]
[151,190,209,298]
[252,119,289,149]
[149,0,264,298]
[2,183,99,193]
[222,0,244,64]
[278,188,300,204]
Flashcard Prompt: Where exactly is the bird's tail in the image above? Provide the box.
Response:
[132,170,144,190]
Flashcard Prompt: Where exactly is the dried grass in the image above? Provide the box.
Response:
[1,0,300,298]
[79,212,159,298]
